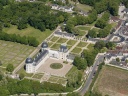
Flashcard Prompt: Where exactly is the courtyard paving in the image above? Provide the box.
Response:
[37,58,73,77]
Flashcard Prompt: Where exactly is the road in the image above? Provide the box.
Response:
[79,55,104,96]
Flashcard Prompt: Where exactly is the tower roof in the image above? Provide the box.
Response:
[41,42,48,48]
[59,44,68,53]
[25,57,33,63]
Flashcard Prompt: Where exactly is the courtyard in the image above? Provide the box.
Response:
[37,58,73,77]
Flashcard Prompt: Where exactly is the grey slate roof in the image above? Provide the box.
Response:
[41,42,48,48]
[26,57,33,64]
[34,50,48,63]
[59,44,68,53]
[122,8,128,12]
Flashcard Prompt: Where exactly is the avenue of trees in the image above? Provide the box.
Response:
[0,32,39,47]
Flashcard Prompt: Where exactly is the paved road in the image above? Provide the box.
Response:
[79,55,104,96]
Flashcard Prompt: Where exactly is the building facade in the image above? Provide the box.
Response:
[25,42,72,73]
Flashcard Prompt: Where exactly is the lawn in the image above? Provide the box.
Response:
[87,43,94,51]
[77,26,91,31]
[93,65,128,96]
[71,47,82,54]
[66,66,78,77]
[76,3,92,12]
[32,73,44,79]
[67,40,77,46]
[48,76,59,83]
[92,28,100,33]
[0,40,35,69]
[77,42,88,47]
[17,67,33,77]
[50,43,61,50]
[48,42,53,47]
[69,0,92,12]
[3,25,52,43]
[50,63,63,69]
[56,38,68,44]
[50,36,59,42]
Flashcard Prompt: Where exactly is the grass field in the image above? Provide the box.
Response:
[87,43,94,51]
[56,38,68,44]
[32,73,44,79]
[3,25,52,43]
[77,26,91,31]
[50,36,59,42]
[0,40,35,69]
[69,0,92,12]
[71,47,82,54]
[77,42,88,47]
[67,40,77,46]
[93,65,128,96]
[50,43,61,50]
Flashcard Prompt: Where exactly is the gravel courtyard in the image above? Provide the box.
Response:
[37,58,73,77]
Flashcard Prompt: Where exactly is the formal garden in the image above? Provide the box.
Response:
[0,40,35,71]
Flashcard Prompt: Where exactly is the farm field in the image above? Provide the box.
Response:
[0,40,35,69]
[3,25,52,43]
[93,65,128,96]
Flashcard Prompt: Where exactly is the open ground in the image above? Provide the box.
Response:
[3,25,52,43]
[93,65,128,96]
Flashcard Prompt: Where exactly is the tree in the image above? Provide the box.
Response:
[6,64,14,72]
[116,58,120,62]
[73,56,87,70]
[19,73,25,80]
[106,42,115,49]
[88,29,97,38]
[0,74,2,81]
[94,41,106,50]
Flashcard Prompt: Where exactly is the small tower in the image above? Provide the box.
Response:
[41,41,48,51]
[59,44,68,60]
[25,57,34,73]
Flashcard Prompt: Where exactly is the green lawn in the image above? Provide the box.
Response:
[17,67,33,77]
[66,66,78,77]
[92,28,100,33]
[50,43,61,50]
[67,45,72,50]
[32,73,44,79]
[48,76,59,83]
[67,40,77,46]
[50,36,59,42]
[87,44,94,51]
[69,0,92,12]
[50,63,63,69]
[48,42,53,47]
[71,47,82,54]
[3,25,52,43]
[77,26,91,31]
[77,42,88,47]
[56,38,68,44]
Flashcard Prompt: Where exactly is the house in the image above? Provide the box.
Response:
[122,8,128,14]
[25,42,73,73]
[110,16,120,23]
[51,4,59,10]
[79,11,88,16]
